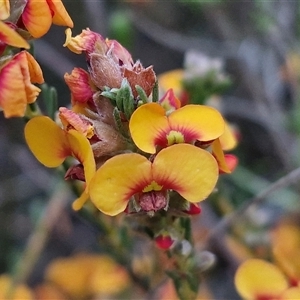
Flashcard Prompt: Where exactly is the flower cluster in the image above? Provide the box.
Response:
[25,28,237,218]
[0,0,73,117]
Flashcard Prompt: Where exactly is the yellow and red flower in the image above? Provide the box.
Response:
[0,50,44,117]
[89,144,218,216]
[24,115,96,209]
[235,259,300,300]
[129,101,225,154]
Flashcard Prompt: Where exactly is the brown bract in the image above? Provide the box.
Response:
[124,62,156,98]
[89,52,123,89]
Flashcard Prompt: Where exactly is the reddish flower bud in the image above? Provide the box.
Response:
[183,203,202,215]
[64,68,97,104]
[155,234,175,250]
[219,154,238,174]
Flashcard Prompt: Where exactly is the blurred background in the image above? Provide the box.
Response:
[2,1,300,299]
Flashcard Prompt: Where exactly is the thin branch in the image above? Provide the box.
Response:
[207,166,300,241]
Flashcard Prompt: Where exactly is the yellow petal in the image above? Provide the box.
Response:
[24,116,70,167]
[0,21,29,49]
[22,0,52,38]
[219,121,238,151]
[72,190,89,211]
[272,223,300,281]
[67,130,95,186]
[89,153,152,216]
[212,138,231,174]
[158,69,184,96]
[234,259,288,300]
[153,144,219,202]
[129,102,169,154]
[47,0,73,27]
[0,0,10,20]
[281,287,300,299]
[169,104,225,142]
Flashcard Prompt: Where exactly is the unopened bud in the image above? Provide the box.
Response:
[155,234,175,250]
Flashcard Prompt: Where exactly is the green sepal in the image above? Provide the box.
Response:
[135,85,148,104]
[117,78,134,120]
[40,83,58,120]
[152,80,159,102]
[113,107,129,139]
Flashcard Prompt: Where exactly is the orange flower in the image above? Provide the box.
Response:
[64,67,97,104]
[0,51,43,117]
[89,144,218,216]
[129,101,225,154]
[45,253,130,298]
[21,0,73,38]
[235,259,300,300]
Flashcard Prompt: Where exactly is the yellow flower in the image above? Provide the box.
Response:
[0,51,43,117]
[235,259,300,300]
[0,274,33,300]
[89,144,218,216]
[21,0,73,38]
[24,116,96,208]
[45,253,130,298]
[129,101,225,154]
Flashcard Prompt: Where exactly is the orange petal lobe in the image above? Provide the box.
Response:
[72,190,90,211]
[169,105,225,142]
[24,51,44,84]
[219,121,238,151]
[46,0,73,27]
[0,21,29,49]
[24,116,70,167]
[89,153,152,216]
[66,129,95,186]
[212,138,231,174]
[234,259,288,300]
[129,102,169,154]
[153,144,219,202]
[22,0,52,38]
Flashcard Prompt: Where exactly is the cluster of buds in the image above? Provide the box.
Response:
[25,28,237,221]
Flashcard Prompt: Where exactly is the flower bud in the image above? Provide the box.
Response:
[64,68,97,104]
[155,234,175,250]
